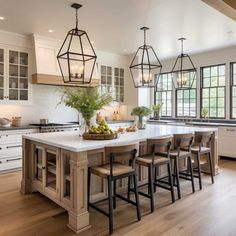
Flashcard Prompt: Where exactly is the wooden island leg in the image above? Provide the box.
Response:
[21,138,33,194]
[67,151,91,233]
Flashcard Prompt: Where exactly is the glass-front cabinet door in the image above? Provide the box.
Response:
[8,50,29,101]
[0,48,5,101]
[34,145,44,188]
[45,147,60,198]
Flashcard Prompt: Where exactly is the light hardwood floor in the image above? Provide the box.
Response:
[1,159,236,236]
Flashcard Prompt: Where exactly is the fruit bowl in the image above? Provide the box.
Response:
[82,132,119,140]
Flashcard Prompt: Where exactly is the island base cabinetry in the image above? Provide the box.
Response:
[21,139,90,234]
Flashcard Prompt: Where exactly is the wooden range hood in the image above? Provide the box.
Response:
[202,0,236,21]
[32,73,99,87]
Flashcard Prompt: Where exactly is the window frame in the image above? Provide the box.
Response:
[230,62,236,119]
[154,72,173,117]
[200,63,226,119]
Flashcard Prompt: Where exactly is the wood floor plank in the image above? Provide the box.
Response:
[1,159,236,236]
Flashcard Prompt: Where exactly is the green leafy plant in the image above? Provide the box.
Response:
[202,108,208,118]
[152,102,163,113]
[62,87,112,126]
[131,106,152,118]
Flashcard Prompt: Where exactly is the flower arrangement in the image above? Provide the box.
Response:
[131,106,152,129]
[152,102,163,119]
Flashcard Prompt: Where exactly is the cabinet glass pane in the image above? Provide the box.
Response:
[0,49,3,63]
[9,65,18,76]
[9,51,18,64]
[0,89,3,100]
[20,66,28,77]
[46,151,57,191]
[0,76,4,88]
[20,90,28,100]
[0,64,3,76]
[9,89,18,100]
[20,78,28,89]
[9,77,18,89]
[20,52,28,65]
[35,147,43,183]
[63,157,71,199]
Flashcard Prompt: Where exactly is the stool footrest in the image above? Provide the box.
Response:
[116,193,138,206]
[89,203,109,217]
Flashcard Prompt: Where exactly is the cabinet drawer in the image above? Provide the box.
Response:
[0,146,22,159]
[0,134,22,144]
[0,159,22,171]
[219,127,236,137]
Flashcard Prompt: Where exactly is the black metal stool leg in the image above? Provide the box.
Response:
[196,152,202,190]
[188,156,195,193]
[133,173,141,221]
[175,158,181,199]
[108,177,113,235]
[154,167,157,193]
[127,175,131,200]
[113,180,116,209]
[148,165,154,212]
[208,152,214,184]
[167,162,175,203]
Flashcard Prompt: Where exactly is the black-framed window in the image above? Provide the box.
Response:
[231,62,236,118]
[176,73,196,117]
[155,73,172,117]
[201,64,225,118]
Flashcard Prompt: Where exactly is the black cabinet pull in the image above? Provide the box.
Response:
[42,166,46,170]
[6,145,22,149]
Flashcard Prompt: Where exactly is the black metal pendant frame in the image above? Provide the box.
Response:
[57,3,97,84]
[171,38,197,90]
[129,27,162,88]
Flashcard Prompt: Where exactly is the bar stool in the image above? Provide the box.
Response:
[170,133,195,199]
[134,136,175,212]
[191,131,214,189]
[88,144,141,235]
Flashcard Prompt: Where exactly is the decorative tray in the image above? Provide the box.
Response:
[82,132,119,140]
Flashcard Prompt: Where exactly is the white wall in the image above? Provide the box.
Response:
[0,30,134,125]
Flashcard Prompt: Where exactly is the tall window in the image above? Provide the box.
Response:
[231,62,236,118]
[155,73,172,117]
[176,74,196,117]
[201,64,225,118]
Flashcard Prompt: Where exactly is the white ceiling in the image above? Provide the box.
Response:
[1,0,236,59]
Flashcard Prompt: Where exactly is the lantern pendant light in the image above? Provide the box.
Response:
[129,27,162,88]
[171,38,197,89]
[57,3,97,84]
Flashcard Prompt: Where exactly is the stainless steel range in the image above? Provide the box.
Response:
[31,123,80,133]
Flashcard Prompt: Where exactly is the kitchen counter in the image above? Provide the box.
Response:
[0,125,39,131]
[148,119,236,127]
[23,124,217,152]
[21,124,218,234]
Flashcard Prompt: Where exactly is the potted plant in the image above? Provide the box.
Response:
[202,108,209,120]
[152,102,163,120]
[131,106,152,129]
[62,87,112,129]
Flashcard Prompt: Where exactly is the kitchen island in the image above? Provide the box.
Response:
[21,124,218,234]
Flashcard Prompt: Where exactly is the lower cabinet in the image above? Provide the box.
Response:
[0,128,39,172]
[218,127,236,158]
[32,143,71,206]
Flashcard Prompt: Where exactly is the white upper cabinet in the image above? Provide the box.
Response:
[0,46,31,104]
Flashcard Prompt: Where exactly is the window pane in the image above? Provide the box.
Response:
[201,64,225,118]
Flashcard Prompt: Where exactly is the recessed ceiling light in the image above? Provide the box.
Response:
[123,49,127,52]
[0,16,5,21]
[91,41,94,44]
[48,29,53,33]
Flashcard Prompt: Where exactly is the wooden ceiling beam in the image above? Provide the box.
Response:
[202,0,236,21]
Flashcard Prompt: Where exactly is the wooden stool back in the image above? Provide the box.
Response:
[194,131,213,148]
[146,136,173,156]
[104,143,139,176]
[173,133,194,151]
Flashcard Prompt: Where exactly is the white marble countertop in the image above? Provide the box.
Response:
[23,124,218,153]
